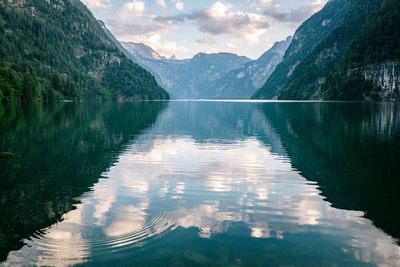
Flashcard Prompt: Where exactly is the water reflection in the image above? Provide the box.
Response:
[1,101,400,266]
[256,102,400,242]
[0,102,167,263]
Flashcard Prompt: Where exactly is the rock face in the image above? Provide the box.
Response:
[122,42,165,61]
[321,0,399,101]
[364,61,400,99]
[207,37,292,99]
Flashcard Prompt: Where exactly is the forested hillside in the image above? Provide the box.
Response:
[252,0,353,99]
[322,0,400,100]
[278,0,382,100]
[0,0,169,103]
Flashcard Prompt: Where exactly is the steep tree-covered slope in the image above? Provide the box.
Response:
[278,0,382,100]
[322,0,400,100]
[207,37,292,99]
[252,0,354,99]
[0,0,169,103]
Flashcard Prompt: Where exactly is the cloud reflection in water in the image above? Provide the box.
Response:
[6,135,400,266]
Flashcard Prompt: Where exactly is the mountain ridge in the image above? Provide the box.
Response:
[0,0,169,103]
[120,41,251,98]
[207,36,292,99]
[252,0,354,99]
[278,0,383,100]
[322,0,400,100]
[120,39,293,99]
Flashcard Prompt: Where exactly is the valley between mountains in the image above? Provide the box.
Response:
[0,0,399,102]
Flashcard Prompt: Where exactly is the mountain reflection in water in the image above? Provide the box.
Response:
[1,101,399,266]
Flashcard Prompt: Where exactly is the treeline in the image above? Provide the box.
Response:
[322,0,400,100]
[278,0,382,100]
[252,0,399,101]
[251,0,353,99]
[0,64,81,103]
[0,0,168,103]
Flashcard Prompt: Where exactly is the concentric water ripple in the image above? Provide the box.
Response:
[6,208,175,265]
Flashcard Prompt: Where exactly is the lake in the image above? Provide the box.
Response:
[0,101,399,266]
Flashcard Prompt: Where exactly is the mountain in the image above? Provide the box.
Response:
[207,37,292,99]
[322,0,400,100]
[122,42,165,61]
[121,42,250,98]
[252,0,354,99]
[278,0,382,100]
[98,20,134,61]
[168,52,250,98]
[0,0,169,103]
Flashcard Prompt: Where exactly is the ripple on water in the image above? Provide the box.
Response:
[6,204,175,265]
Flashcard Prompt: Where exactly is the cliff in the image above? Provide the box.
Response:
[363,61,400,100]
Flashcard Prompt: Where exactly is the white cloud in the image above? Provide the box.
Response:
[311,0,328,12]
[226,42,243,55]
[195,37,217,45]
[155,2,270,45]
[81,0,111,9]
[157,0,166,8]
[119,0,146,18]
[171,0,184,10]
[263,0,329,28]
[150,39,190,58]
[257,0,273,7]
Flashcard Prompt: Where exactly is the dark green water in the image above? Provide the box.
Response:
[0,101,399,266]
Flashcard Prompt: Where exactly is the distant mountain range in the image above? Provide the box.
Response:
[208,37,292,99]
[121,41,252,98]
[253,0,399,101]
[120,38,292,99]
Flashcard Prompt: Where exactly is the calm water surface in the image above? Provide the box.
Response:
[0,101,400,266]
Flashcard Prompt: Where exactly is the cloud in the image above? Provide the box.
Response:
[157,0,166,8]
[256,0,274,8]
[226,42,243,55]
[155,2,269,44]
[263,0,328,25]
[107,19,189,58]
[81,0,111,9]
[195,37,218,45]
[171,0,184,10]
[147,35,190,57]
[108,19,163,34]
[119,0,146,18]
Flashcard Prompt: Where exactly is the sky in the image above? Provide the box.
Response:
[82,0,328,59]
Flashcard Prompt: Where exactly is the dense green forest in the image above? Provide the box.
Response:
[253,0,399,101]
[278,0,382,100]
[251,0,353,99]
[0,0,169,103]
[322,0,400,100]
